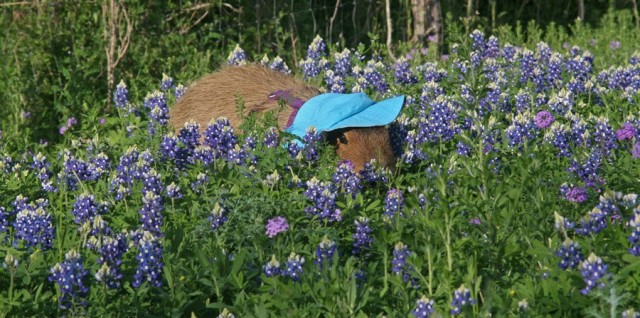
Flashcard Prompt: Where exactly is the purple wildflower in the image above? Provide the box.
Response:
[610,40,621,50]
[565,186,588,203]
[534,111,554,129]
[265,216,289,238]
[113,80,129,109]
[616,123,637,141]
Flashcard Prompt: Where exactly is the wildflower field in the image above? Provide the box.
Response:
[2,9,640,318]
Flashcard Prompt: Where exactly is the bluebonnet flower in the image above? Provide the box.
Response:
[227,44,247,66]
[352,217,373,255]
[178,121,201,151]
[545,124,573,157]
[0,207,7,238]
[160,133,180,160]
[520,49,536,83]
[391,242,412,282]
[269,56,291,74]
[556,239,583,270]
[360,160,390,183]
[14,206,54,250]
[505,112,536,148]
[579,253,608,295]
[456,141,471,156]
[174,84,186,100]
[384,188,404,220]
[568,149,604,188]
[412,296,436,318]
[547,89,573,115]
[534,111,554,129]
[501,43,517,63]
[314,236,337,270]
[113,80,129,109]
[554,211,575,232]
[203,117,238,159]
[300,57,321,79]
[420,95,460,142]
[485,35,500,58]
[393,57,417,85]
[306,35,327,60]
[302,126,321,163]
[450,285,476,315]
[71,193,108,225]
[3,252,18,271]
[303,177,341,222]
[628,212,640,256]
[470,29,485,52]
[362,60,389,93]
[49,250,90,310]
[92,233,127,289]
[418,62,447,82]
[192,146,215,166]
[209,203,228,232]
[143,91,170,134]
[226,144,249,166]
[32,152,56,192]
[333,48,352,76]
[264,127,279,148]
[139,191,164,235]
[217,308,235,318]
[132,231,164,288]
[256,168,277,187]
[592,116,617,155]
[575,207,608,236]
[165,182,183,199]
[190,172,209,193]
[265,216,288,238]
[325,69,345,93]
[616,123,638,141]
[332,161,362,197]
[623,309,640,318]
[161,73,173,91]
[142,169,163,195]
[284,252,305,282]
[263,255,281,277]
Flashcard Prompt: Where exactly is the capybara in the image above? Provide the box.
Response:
[169,64,396,171]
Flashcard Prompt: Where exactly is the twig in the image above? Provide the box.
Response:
[329,0,341,45]
[385,0,396,61]
[0,1,31,7]
[103,0,132,112]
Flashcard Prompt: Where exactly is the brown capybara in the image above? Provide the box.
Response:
[169,64,395,171]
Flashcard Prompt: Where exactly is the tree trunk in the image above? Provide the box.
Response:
[410,0,442,49]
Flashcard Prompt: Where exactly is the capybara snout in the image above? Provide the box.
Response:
[169,64,397,171]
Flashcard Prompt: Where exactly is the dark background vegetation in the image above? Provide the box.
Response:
[0,0,638,147]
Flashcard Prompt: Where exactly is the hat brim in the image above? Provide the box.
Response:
[286,93,405,138]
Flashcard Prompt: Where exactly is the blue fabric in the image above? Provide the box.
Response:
[285,93,405,140]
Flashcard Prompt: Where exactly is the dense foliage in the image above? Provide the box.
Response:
[1,5,640,318]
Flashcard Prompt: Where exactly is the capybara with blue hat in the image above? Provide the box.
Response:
[169,64,404,171]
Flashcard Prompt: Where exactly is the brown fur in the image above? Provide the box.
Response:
[169,64,395,171]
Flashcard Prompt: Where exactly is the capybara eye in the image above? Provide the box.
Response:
[338,133,348,144]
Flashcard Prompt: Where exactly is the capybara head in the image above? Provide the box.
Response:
[325,126,395,172]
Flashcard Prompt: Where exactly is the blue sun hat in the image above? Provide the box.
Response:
[285,92,405,142]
